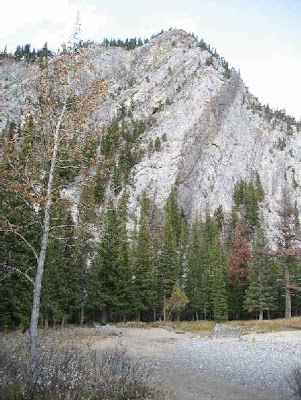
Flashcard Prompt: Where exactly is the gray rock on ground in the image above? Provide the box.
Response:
[93,324,123,336]
[211,323,241,338]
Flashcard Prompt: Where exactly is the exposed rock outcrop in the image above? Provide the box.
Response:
[1,29,300,245]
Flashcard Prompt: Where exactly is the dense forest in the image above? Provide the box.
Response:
[1,114,301,329]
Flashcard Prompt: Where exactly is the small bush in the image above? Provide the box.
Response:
[0,330,168,400]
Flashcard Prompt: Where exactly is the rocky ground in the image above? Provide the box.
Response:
[93,327,301,400]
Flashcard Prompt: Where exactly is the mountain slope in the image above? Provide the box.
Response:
[1,29,300,245]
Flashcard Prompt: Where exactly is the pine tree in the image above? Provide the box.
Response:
[132,194,154,320]
[244,227,277,320]
[274,187,301,318]
[203,215,228,320]
[92,196,132,322]
[245,181,260,229]
[227,219,251,319]
[41,201,82,328]
[185,219,210,320]
[114,193,134,319]
[158,189,185,321]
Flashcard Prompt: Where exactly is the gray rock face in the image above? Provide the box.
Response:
[1,29,300,244]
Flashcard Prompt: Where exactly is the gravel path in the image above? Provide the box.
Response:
[164,331,301,399]
[94,328,301,400]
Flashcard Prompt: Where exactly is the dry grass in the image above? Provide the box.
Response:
[116,321,152,329]
[227,317,301,333]
[0,327,171,400]
[117,317,301,334]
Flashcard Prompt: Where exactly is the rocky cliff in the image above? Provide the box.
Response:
[1,29,300,244]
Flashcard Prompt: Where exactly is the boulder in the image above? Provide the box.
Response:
[211,323,241,339]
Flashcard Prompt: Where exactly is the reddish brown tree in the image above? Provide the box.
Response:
[272,187,301,318]
[228,219,251,281]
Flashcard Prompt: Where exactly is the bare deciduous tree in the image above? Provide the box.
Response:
[1,47,105,355]
[272,187,301,318]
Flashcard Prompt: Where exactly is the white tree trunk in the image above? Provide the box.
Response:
[29,106,65,356]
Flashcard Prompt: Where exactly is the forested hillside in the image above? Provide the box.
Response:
[1,29,301,334]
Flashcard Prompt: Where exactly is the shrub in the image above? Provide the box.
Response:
[0,330,168,400]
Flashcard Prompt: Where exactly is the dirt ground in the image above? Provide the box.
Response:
[93,327,282,400]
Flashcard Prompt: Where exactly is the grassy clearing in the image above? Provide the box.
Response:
[117,317,301,333]
[227,317,301,333]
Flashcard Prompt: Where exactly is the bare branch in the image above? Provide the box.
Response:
[0,262,34,284]
[2,217,39,263]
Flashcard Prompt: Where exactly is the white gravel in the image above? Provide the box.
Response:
[162,331,301,399]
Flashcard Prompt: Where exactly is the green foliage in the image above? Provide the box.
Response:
[161,133,167,142]
[148,140,154,155]
[166,283,189,320]
[102,37,145,50]
[132,194,156,318]
[244,227,278,318]
[276,138,286,151]
[0,42,53,64]
[89,195,133,320]
[185,219,210,319]
[205,57,214,66]
[41,202,82,325]
[93,167,106,204]
[186,214,228,320]
[156,188,187,319]
[233,175,265,230]
[154,137,161,152]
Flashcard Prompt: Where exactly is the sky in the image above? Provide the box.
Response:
[1,0,300,119]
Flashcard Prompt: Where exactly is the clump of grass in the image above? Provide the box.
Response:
[227,317,301,333]
[159,317,301,333]
[0,329,170,400]
[169,321,216,333]
[116,321,152,329]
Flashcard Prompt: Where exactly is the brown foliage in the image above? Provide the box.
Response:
[228,219,251,280]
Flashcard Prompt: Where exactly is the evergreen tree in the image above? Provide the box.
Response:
[227,219,251,319]
[244,227,277,320]
[158,188,185,320]
[275,187,301,318]
[186,219,210,320]
[91,196,132,322]
[203,215,228,320]
[132,194,154,320]
[41,201,82,328]
[114,193,134,319]
[245,181,260,228]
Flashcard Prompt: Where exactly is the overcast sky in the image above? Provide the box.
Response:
[1,0,300,119]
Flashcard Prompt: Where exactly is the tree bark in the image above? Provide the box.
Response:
[153,307,156,322]
[285,260,292,318]
[259,309,263,321]
[44,314,48,330]
[100,308,108,325]
[29,104,65,356]
[80,304,85,326]
[163,292,166,322]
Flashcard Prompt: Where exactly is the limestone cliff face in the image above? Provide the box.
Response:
[1,29,300,244]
